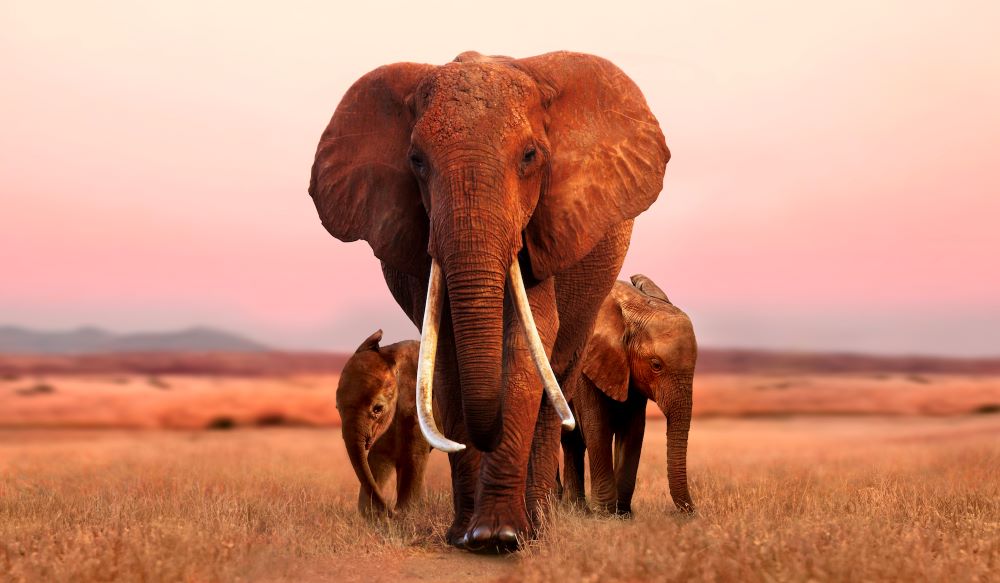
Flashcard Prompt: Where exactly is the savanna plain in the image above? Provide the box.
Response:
[1,364,998,582]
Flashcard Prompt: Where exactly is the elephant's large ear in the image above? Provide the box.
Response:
[581,293,630,402]
[309,63,436,275]
[514,52,670,279]
[630,274,672,304]
[355,329,383,353]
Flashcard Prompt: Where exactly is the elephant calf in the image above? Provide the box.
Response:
[336,330,430,518]
[562,274,697,516]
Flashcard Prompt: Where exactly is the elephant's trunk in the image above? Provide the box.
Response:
[430,167,515,453]
[660,374,695,512]
[344,427,390,516]
[441,251,507,452]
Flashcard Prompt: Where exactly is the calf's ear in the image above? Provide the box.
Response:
[355,330,383,353]
[582,298,630,402]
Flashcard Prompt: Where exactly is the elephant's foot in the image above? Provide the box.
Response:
[592,500,617,516]
[561,494,588,510]
[615,504,634,519]
[445,512,472,548]
[457,497,529,554]
[358,486,393,520]
[393,502,415,519]
[360,503,393,521]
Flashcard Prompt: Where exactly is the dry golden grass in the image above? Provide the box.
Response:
[514,416,1000,582]
[1,416,997,582]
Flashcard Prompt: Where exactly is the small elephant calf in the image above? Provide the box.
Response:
[336,330,430,517]
[562,274,697,516]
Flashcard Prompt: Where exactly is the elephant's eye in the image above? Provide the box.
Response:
[522,145,537,165]
[649,358,664,373]
[372,403,385,417]
[409,153,426,174]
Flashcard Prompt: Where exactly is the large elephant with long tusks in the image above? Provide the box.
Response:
[309,50,669,552]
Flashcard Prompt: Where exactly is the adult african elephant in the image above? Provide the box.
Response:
[309,51,669,552]
[561,275,697,517]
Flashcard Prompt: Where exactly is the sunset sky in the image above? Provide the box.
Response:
[2,1,998,355]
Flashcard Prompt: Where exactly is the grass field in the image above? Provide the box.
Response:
[2,415,997,582]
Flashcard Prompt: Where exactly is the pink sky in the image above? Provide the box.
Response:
[2,1,998,354]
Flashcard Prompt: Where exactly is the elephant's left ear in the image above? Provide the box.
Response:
[581,294,630,402]
[513,52,670,279]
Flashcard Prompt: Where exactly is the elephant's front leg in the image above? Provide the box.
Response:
[394,437,430,514]
[578,381,618,514]
[436,315,482,544]
[461,277,558,553]
[526,391,561,526]
[612,394,647,517]
[558,409,588,509]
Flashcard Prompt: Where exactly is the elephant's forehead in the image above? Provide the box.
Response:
[337,357,391,398]
[415,63,534,147]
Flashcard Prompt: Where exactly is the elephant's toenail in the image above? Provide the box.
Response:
[461,526,491,551]
[496,525,518,544]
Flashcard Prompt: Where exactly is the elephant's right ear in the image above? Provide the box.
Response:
[630,274,672,304]
[582,296,629,402]
[355,329,383,353]
[309,63,436,275]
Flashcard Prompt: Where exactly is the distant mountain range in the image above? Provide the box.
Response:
[0,326,270,354]
[1,326,998,376]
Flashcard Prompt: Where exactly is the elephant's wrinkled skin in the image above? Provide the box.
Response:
[310,51,669,552]
[337,330,429,518]
[562,275,697,516]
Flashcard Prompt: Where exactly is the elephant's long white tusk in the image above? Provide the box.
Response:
[509,260,576,431]
[415,259,466,453]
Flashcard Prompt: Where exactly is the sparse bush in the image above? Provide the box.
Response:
[206,416,236,430]
[147,376,170,390]
[255,413,289,427]
[15,383,55,396]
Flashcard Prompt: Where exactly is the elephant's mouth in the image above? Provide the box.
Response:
[414,256,576,453]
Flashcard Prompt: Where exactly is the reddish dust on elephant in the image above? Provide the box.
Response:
[310,50,669,552]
